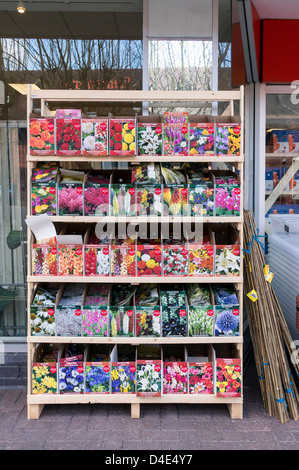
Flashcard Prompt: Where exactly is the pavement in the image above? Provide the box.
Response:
[0,358,298,451]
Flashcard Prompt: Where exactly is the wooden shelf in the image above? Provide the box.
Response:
[26,85,244,420]
[27,154,244,164]
[26,215,243,224]
[27,335,243,345]
[27,275,243,284]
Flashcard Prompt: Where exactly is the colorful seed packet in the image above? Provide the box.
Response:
[111,240,136,276]
[215,123,241,156]
[84,173,110,216]
[136,186,162,216]
[163,362,188,394]
[32,245,58,276]
[84,245,110,276]
[58,245,84,276]
[59,363,85,394]
[163,186,188,216]
[188,306,214,336]
[110,307,134,337]
[216,358,242,397]
[110,184,136,216]
[135,307,161,337]
[137,243,162,277]
[188,362,214,394]
[162,306,187,337]
[82,307,109,337]
[32,184,57,216]
[189,123,215,156]
[188,244,214,277]
[215,246,240,276]
[56,109,82,156]
[136,360,162,397]
[85,362,110,393]
[29,118,55,155]
[163,124,189,156]
[56,305,82,336]
[58,171,84,216]
[30,305,56,336]
[32,363,58,394]
[81,118,108,156]
[188,183,214,217]
[111,363,136,393]
[109,118,136,156]
[213,172,241,217]
[162,243,189,277]
[137,123,163,155]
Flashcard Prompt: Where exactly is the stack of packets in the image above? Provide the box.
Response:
[56,284,85,337]
[135,284,161,337]
[212,285,240,337]
[82,285,111,337]
[186,284,214,337]
[109,285,136,337]
[30,286,58,336]
[31,162,59,216]
[161,286,187,337]
[58,344,85,394]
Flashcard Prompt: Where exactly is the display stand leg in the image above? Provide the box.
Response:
[131,403,140,419]
[27,404,44,420]
[227,403,243,420]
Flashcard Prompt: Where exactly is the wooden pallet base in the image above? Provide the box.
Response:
[27,395,243,420]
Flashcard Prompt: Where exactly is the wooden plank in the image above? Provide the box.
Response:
[131,404,140,419]
[26,215,244,224]
[27,275,243,284]
[227,403,243,419]
[27,336,243,345]
[27,155,244,164]
[27,404,44,420]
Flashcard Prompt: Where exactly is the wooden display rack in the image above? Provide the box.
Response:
[26,86,244,420]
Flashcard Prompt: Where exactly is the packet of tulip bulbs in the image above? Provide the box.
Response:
[81,118,108,156]
[111,237,136,276]
[55,109,82,156]
[215,121,241,156]
[109,117,136,156]
[29,117,55,155]
[189,122,215,156]
[137,121,163,156]
[211,171,241,217]
[84,171,111,216]
[213,225,241,277]
[216,358,241,397]
[30,286,58,336]
[137,240,162,277]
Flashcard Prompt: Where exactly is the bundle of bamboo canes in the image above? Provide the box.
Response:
[243,210,299,423]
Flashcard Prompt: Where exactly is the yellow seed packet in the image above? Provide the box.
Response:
[247,289,258,302]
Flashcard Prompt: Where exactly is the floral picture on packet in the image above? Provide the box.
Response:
[215,123,241,156]
[111,363,136,393]
[189,362,214,394]
[82,119,108,156]
[216,359,241,397]
[136,361,162,397]
[137,243,162,277]
[29,118,55,155]
[135,307,161,337]
[56,109,82,156]
[137,123,163,155]
[163,362,188,394]
[32,363,58,394]
[32,245,58,276]
[109,119,136,156]
[189,123,214,156]
[59,363,84,394]
[85,362,110,393]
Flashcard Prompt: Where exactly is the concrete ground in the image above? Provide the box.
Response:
[0,359,298,451]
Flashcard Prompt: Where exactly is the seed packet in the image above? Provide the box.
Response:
[85,362,110,394]
[136,186,162,216]
[189,362,214,394]
[215,123,241,156]
[188,244,214,277]
[162,242,189,276]
[111,238,136,276]
[110,184,136,216]
[58,170,85,216]
[32,363,58,394]
[131,163,161,185]
[32,245,58,276]
[162,306,187,337]
[58,245,84,276]
[161,288,186,308]
[29,118,55,155]
[30,286,58,336]
[82,284,110,337]
[212,286,240,337]
[215,246,240,277]
[109,118,136,156]
[212,172,241,217]
[56,109,82,156]
[189,123,215,156]
[163,124,189,156]
[187,285,214,337]
[135,307,161,337]
[163,362,188,394]
[84,173,110,216]
[137,242,162,277]
[216,358,242,397]
[137,123,163,156]
[59,363,84,394]
[189,183,214,217]
[32,184,57,216]
[81,118,108,156]
[136,360,162,397]
[110,307,134,337]
[111,363,136,393]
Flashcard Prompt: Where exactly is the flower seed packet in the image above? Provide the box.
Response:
[213,225,241,277]
[163,362,188,394]
[212,285,240,337]
[215,123,241,156]
[163,124,189,156]
[32,245,58,276]
[32,184,57,216]
[110,307,134,337]
[111,363,136,393]
[188,230,214,277]
[109,118,136,156]
[188,362,214,394]
[58,245,84,276]
[137,360,162,397]
[29,118,55,155]
[137,122,163,155]
[137,242,162,277]
[59,363,84,394]
[84,172,111,216]
[56,109,82,156]
[162,243,189,277]
[216,358,241,397]
[212,171,241,217]
[135,307,161,337]
[32,363,58,394]
[189,123,215,156]
[82,118,108,156]
[162,306,187,337]
[111,238,136,276]
[85,362,110,394]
